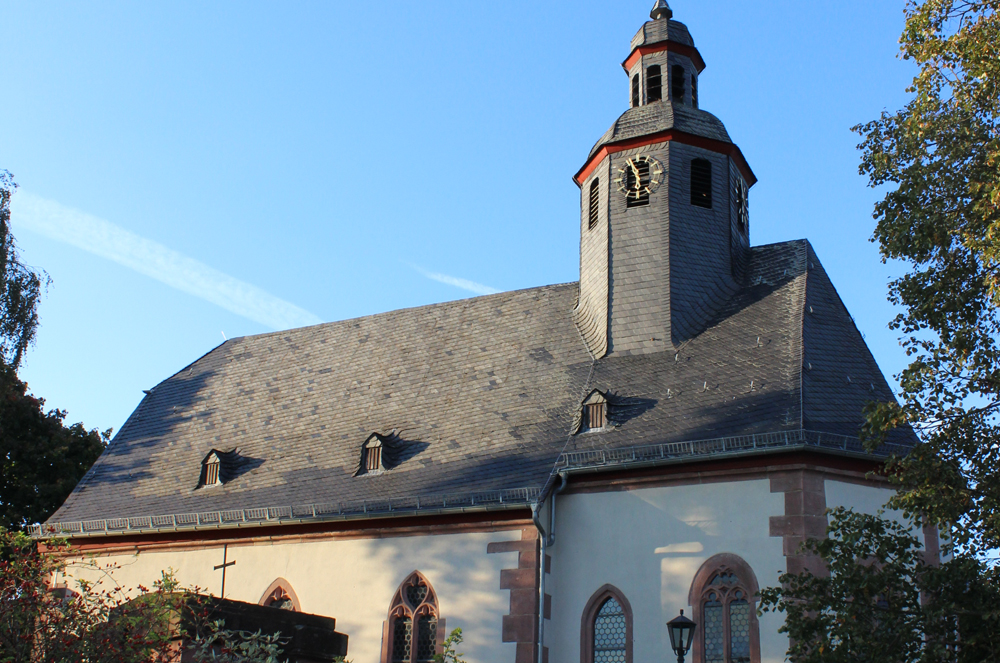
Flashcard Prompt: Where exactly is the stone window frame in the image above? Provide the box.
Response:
[687,554,761,663]
[381,571,446,663]
[580,584,633,663]
[258,577,301,611]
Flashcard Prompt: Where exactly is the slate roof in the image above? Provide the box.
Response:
[587,101,732,161]
[44,239,912,536]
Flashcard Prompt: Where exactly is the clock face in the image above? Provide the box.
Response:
[614,155,663,200]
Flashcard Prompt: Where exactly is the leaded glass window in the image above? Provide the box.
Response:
[594,598,627,663]
[703,593,724,663]
[392,617,412,663]
[416,615,437,663]
[729,595,751,663]
[695,563,759,663]
[387,573,440,663]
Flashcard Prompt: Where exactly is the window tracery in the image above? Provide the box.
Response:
[383,572,443,663]
[258,578,301,612]
[688,554,760,663]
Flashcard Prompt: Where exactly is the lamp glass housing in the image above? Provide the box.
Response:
[666,611,697,655]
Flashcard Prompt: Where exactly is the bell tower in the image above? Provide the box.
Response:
[572,1,755,358]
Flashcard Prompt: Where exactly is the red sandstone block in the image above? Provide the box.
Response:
[501,568,537,590]
[503,615,537,643]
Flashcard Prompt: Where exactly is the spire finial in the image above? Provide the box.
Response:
[650,0,672,20]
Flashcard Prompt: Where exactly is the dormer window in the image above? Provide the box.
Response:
[200,451,222,487]
[646,65,662,102]
[671,65,686,102]
[357,433,386,476]
[578,390,608,433]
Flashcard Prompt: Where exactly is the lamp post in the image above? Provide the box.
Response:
[666,610,696,663]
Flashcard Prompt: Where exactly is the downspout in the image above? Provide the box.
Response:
[532,472,568,663]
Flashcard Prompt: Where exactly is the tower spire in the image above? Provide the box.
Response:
[650,0,672,20]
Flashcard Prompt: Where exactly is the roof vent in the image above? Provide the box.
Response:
[200,451,223,487]
[650,0,672,20]
[576,390,608,434]
[357,433,387,476]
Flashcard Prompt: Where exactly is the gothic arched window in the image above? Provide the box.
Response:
[671,65,686,102]
[646,65,662,102]
[688,554,761,663]
[258,578,301,611]
[589,178,601,229]
[382,572,444,663]
[690,159,713,209]
[631,75,640,107]
[580,585,633,663]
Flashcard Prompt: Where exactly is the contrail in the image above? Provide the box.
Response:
[408,264,500,296]
[13,192,324,331]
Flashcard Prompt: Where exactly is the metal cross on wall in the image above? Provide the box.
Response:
[213,543,236,599]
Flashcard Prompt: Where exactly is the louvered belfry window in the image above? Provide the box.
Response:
[646,65,662,102]
[691,74,698,107]
[588,179,601,229]
[631,74,640,107]
[671,64,686,102]
[691,158,713,208]
[586,403,606,430]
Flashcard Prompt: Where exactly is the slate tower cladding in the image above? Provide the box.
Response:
[572,1,756,357]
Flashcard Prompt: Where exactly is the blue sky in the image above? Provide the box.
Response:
[2,1,915,435]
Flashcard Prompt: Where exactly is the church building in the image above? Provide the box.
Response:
[40,3,924,663]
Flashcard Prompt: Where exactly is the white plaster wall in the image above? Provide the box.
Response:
[546,480,787,663]
[59,528,523,663]
[825,480,923,546]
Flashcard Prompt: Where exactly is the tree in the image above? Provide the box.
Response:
[760,2,1000,660]
[0,365,108,531]
[857,0,1000,558]
[0,171,107,531]
[0,529,184,663]
[0,171,44,372]
[759,509,1000,663]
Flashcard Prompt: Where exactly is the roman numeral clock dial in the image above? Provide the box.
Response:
[614,155,663,200]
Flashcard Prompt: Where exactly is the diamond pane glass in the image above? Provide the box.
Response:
[406,583,428,608]
[392,617,412,663]
[593,597,627,663]
[416,615,437,663]
[703,598,724,663]
[730,600,751,663]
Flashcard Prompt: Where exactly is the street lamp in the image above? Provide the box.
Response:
[666,610,697,663]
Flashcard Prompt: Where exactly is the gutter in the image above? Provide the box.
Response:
[532,472,567,663]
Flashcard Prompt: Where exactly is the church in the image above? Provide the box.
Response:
[39,3,926,663]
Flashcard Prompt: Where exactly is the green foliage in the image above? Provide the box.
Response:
[0,171,45,372]
[187,620,288,663]
[0,528,185,663]
[759,508,1000,663]
[432,628,466,663]
[856,0,1000,556]
[0,365,108,530]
